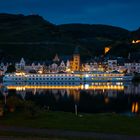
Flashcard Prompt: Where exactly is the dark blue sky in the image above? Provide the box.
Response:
[0,0,140,30]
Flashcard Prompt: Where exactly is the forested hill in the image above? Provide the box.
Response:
[0,13,139,61]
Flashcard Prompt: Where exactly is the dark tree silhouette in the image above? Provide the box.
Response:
[6,65,16,73]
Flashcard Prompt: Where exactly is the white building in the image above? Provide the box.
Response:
[15,58,43,73]
[0,63,8,75]
[15,58,26,70]
[58,61,66,72]
[107,60,117,71]
[125,62,140,73]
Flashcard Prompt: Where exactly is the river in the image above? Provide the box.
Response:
[0,82,140,114]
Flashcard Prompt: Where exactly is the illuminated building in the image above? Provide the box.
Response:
[107,60,117,71]
[71,47,80,71]
[0,63,8,76]
[124,62,140,73]
[15,58,26,70]
[105,47,111,54]
[132,40,140,44]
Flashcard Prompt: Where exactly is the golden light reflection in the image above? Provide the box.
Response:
[7,85,124,90]
[135,103,139,113]
[104,97,109,104]
[69,90,80,102]
[132,102,139,113]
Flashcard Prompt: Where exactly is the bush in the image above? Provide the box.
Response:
[24,101,41,118]
[7,96,24,112]
[0,100,4,117]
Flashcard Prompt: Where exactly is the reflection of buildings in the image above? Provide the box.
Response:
[5,82,125,102]
[16,87,27,100]
[4,82,140,114]
[68,89,80,102]
[124,84,140,94]
[52,89,80,102]
[5,82,140,101]
[132,102,139,113]
[6,82,124,91]
[13,86,81,102]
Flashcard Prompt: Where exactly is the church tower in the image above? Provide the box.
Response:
[72,47,80,71]
[20,58,26,70]
[105,46,111,55]
[53,54,60,62]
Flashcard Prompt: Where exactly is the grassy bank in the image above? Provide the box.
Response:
[0,111,140,136]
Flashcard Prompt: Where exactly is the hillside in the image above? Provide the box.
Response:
[0,13,64,42]
[131,27,140,40]
[58,24,130,41]
[0,13,139,61]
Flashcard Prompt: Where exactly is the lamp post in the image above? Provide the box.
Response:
[1,86,8,105]
[75,104,78,116]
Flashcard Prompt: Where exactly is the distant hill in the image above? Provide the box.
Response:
[0,13,62,42]
[131,27,140,40]
[58,24,130,41]
[0,13,139,61]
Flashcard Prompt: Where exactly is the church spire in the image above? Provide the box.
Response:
[74,46,79,55]
[53,54,60,62]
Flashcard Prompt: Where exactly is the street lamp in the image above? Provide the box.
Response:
[1,86,8,105]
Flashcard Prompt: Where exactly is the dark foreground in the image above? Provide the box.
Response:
[0,111,140,140]
[0,125,140,140]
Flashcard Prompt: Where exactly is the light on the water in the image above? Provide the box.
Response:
[85,84,89,89]
[85,74,89,78]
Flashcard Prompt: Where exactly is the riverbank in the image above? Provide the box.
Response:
[0,111,140,136]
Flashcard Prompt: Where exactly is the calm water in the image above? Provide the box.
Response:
[0,82,140,114]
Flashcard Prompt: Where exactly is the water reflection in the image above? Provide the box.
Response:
[0,82,140,114]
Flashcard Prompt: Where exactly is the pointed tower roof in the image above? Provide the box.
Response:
[60,60,65,67]
[74,46,79,55]
[128,53,131,60]
[20,58,25,64]
[53,54,60,62]
[66,60,70,67]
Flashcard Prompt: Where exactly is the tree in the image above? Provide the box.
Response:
[0,100,4,117]
[7,96,23,112]
[24,101,40,118]
[6,65,16,73]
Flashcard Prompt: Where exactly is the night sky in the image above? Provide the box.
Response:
[0,0,140,30]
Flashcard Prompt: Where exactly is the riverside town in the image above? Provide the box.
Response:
[1,45,140,83]
[0,1,140,139]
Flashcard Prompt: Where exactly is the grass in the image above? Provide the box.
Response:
[0,111,140,136]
